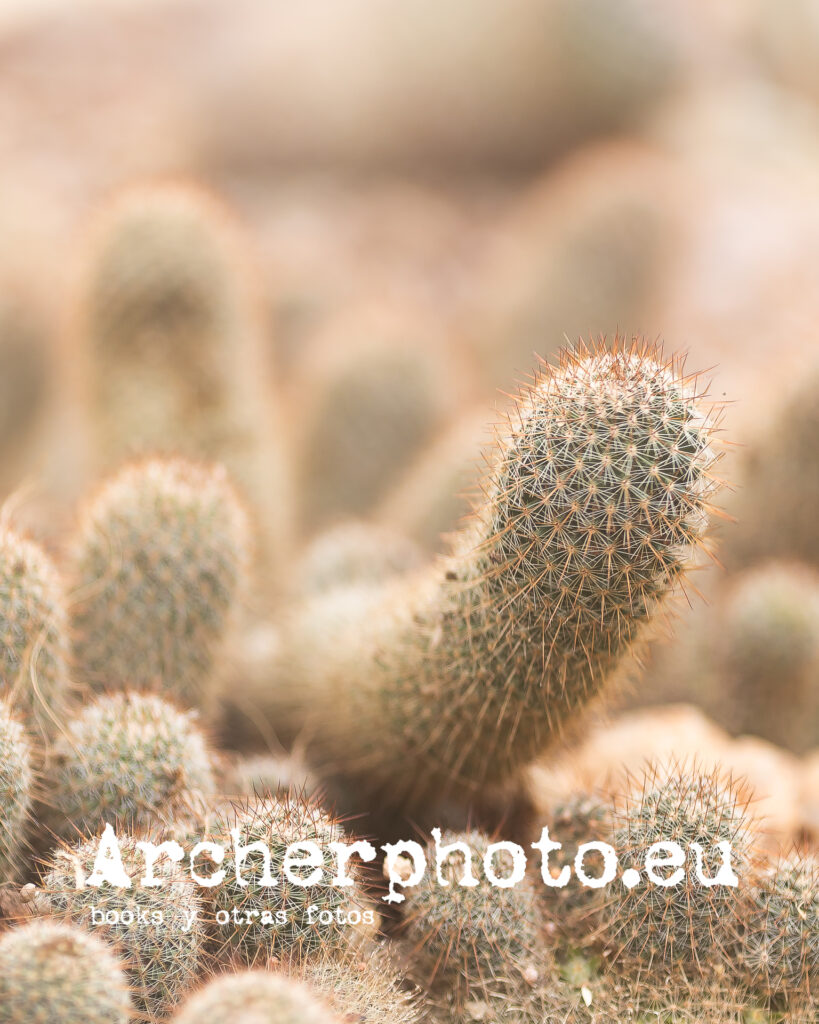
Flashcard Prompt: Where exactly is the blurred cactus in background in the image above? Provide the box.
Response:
[172,971,341,1024]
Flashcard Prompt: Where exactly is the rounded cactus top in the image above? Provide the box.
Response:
[0,919,132,1024]
[172,971,340,1024]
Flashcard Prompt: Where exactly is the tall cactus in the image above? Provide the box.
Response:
[71,181,288,581]
[271,341,724,804]
[0,526,70,739]
[68,457,248,704]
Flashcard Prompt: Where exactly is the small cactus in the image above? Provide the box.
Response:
[69,457,248,704]
[718,563,819,753]
[210,793,370,965]
[0,919,132,1024]
[0,699,33,882]
[541,795,611,933]
[295,521,423,597]
[739,851,818,999]
[400,829,545,998]
[294,305,454,531]
[297,947,421,1024]
[45,690,217,834]
[271,342,724,803]
[602,765,753,970]
[44,830,205,1018]
[0,526,70,739]
[172,971,340,1024]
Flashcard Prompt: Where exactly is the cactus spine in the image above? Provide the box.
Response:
[273,342,723,803]
[0,920,132,1024]
[44,830,205,1018]
[0,527,70,738]
[172,971,340,1024]
[46,691,217,834]
[0,699,33,882]
[69,457,248,704]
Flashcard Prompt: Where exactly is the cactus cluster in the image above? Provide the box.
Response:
[45,690,217,834]
[0,527,70,738]
[0,919,132,1024]
[69,457,247,703]
[0,699,33,882]
[44,830,206,1018]
[271,343,722,805]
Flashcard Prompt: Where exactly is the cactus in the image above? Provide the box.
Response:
[0,526,70,739]
[45,691,216,834]
[210,793,370,965]
[477,145,673,386]
[172,971,339,1024]
[0,699,32,882]
[271,342,723,804]
[69,457,248,703]
[44,830,205,1018]
[295,521,423,597]
[602,765,753,970]
[542,795,611,933]
[294,305,454,532]
[739,851,818,999]
[377,410,487,553]
[0,919,132,1024]
[297,947,420,1024]
[718,563,819,753]
[725,364,819,571]
[400,829,545,998]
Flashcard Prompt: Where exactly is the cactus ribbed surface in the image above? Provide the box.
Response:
[69,458,247,703]
[603,766,752,969]
[0,699,32,882]
[0,920,132,1024]
[45,831,205,1018]
[273,342,723,802]
[46,690,216,834]
[0,527,70,738]
[298,948,420,1024]
[172,971,340,1024]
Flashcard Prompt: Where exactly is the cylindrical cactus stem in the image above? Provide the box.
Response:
[69,181,290,580]
[0,919,132,1024]
[0,527,71,740]
[68,457,248,704]
[273,341,724,804]
[0,699,33,883]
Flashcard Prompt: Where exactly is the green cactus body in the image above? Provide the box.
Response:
[739,852,818,999]
[401,829,545,998]
[295,521,423,598]
[719,563,819,753]
[0,528,70,739]
[273,343,722,803]
[172,971,340,1024]
[602,766,752,970]
[0,699,32,882]
[0,920,132,1024]
[69,458,247,703]
[46,690,216,834]
[543,796,611,932]
[209,794,369,966]
[294,305,454,532]
[44,831,205,1018]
